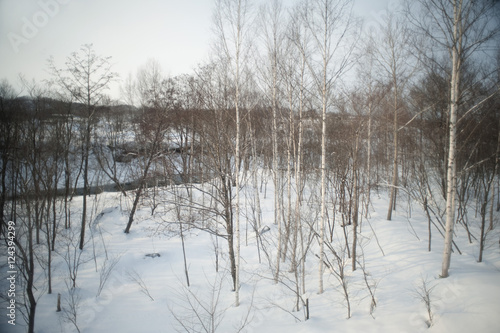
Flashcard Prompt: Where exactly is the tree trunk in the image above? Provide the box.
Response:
[387,73,399,220]
[124,186,143,234]
[441,4,461,277]
[319,63,327,294]
[489,118,500,231]
[79,121,91,250]
[352,132,360,271]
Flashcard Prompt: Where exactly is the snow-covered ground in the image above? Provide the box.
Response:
[3,183,500,333]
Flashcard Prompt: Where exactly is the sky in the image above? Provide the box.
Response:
[0,0,394,101]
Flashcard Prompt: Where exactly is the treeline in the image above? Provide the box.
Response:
[1,0,500,331]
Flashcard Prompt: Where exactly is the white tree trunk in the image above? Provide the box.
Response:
[441,0,461,278]
[301,0,356,295]
[234,1,242,307]
[319,88,327,294]
[213,0,251,306]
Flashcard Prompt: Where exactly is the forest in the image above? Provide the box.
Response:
[1,0,500,332]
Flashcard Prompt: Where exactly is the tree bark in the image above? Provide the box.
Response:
[441,0,461,278]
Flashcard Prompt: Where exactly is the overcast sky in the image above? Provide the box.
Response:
[0,0,394,100]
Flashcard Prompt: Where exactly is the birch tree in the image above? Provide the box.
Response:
[288,7,306,279]
[301,0,357,294]
[355,44,390,218]
[409,0,499,278]
[212,0,253,305]
[368,11,415,221]
[258,0,286,282]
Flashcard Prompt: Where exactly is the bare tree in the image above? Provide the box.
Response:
[408,0,500,278]
[127,269,155,301]
[191,62,239,291]
[169,271,228,333]
[4,97,48,333]
[413,277,436,327]
[94,103,133,198]
[124,60,173,234]
[61,282,82,333]
[212,0,253,306]
[0,80,19,234]
[257,0,287,283]
[301,0,358,294]
[368,11,416,221]
[48,44,117,249]
[57,227,91,289]
[354,41,390,221]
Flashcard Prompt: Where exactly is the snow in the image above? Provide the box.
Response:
[3,182,500,333]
